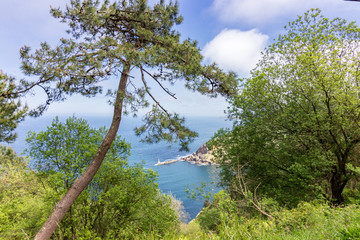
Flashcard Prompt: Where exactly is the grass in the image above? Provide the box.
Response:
[137,202,360,240]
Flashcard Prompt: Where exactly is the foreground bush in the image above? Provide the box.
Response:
[197,192,360,240]
[0,146,52,239]
[138,191,360,239]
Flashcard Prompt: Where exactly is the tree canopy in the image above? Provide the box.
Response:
[0,72,27,143]
[212,9,360,206]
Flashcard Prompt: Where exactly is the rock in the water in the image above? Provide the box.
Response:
[174,143,216,166]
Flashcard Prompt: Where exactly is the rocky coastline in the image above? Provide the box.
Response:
[155,144,217,166]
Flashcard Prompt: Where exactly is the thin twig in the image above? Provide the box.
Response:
[140,67,170,116]
[141,67,177,99]
[21,229,30,240]
[234,164,273,220]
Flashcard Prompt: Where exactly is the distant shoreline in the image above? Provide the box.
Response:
[155,144,218,166]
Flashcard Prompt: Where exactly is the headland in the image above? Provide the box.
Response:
[155,144,217,166]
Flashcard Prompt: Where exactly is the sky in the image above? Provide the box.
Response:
[2,0,360,118]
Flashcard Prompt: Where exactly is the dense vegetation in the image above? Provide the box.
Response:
[1,118,180,239]
[2,2,360,239]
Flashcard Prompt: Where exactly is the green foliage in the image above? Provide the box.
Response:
[197,190,238,233]
[212,9,360,206]
[0,145,52,239]
[0,72,27,143]
[26,116,130,189]
[198,208,221,233]
[134,194,360,239]
[135,105,198,151]
[198,199,360,239]
[212,202,360,240]
[25,117,179,239]
[340,224,360,240]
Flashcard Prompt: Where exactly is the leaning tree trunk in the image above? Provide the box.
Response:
[34,65,130,240]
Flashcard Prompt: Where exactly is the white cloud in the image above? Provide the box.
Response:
[210,0,341,25]
[202,29,268,75]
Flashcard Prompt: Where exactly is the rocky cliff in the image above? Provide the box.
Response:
[179,144,216,165]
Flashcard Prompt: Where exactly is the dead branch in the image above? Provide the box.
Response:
[234,164,273,220]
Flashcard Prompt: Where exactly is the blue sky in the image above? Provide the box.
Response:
[1,0,360,117]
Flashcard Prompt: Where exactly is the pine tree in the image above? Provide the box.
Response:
[16,0,238,238]
[0,72,27,143]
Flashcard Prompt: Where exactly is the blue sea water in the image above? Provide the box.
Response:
[8,115,232,221]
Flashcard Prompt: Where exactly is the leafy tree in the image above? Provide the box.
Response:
[0,72,27,143]
[26,117,129,190]
[212,9,360,206]
[16,0,237,238]
[26,117,179,239]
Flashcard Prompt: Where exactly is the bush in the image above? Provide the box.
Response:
[198,207,222,232]
[197,190,238,232]
[215,202,360,240]
[0,145,52,239]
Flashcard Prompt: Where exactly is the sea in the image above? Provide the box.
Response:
[7,114,232,222]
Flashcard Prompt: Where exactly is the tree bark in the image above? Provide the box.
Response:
[330,165,348,205]
[34,64,130,240]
